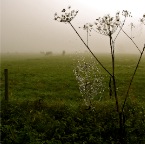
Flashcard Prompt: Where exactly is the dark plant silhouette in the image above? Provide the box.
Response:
[54,6,145,142]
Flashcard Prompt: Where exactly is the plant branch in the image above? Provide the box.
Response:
[87,28,89,46]
[121,28,142,54]
[122,44,145,112]
[69,22,113,77]
[92,28,108,36]
[114,18,126,42]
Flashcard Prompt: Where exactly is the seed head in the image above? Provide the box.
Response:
[54,6,78,23]
[94,11,121,36]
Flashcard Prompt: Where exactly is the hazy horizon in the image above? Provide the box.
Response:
[1,0,145,54]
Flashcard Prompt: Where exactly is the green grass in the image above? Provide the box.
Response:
[1,53,145,143]
[0,53,145,102]
[0,54,81,103]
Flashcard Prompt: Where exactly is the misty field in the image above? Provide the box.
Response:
[1,53,145,143]
[1,53,145,102]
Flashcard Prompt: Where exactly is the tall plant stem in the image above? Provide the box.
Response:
[109,33,119,113]
[110,33,123,142]
[69,22,113,77]
[122,44,145,112]
[87,28,88,46]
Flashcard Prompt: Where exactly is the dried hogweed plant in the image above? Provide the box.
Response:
[54,7,145,106]
[54,6,145,141]
[79,23,93,46]
[92,10,133,114]
[54,6,110,76]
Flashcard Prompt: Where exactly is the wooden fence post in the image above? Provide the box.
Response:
[4,69,8,101]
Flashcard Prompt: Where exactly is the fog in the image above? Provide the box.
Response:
[1,0,145,54]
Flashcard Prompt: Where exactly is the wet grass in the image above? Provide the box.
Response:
[1,53,145,143]
[0,53,145,103]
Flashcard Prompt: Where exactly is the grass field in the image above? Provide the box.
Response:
[1,53,145,103]
[1,53,145,143]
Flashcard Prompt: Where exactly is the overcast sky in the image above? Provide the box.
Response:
[1,0,145,54]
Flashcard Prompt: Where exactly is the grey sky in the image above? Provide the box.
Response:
[1,0,145,54]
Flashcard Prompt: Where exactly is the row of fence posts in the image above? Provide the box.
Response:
[4,69,9,101]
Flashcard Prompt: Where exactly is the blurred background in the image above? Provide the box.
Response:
[1,0,145,54]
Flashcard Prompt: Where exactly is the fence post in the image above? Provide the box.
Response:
[4,69,8,101]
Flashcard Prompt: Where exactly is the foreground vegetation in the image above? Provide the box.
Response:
[1,53,145,143]
[1,99,145,144]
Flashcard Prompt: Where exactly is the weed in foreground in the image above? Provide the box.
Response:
[54,6,145,143]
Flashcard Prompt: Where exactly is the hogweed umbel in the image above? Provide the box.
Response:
[79,23,93,46]
[94,12,120,36]
[54,6,78,23]
[93,10,131,36]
